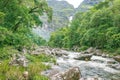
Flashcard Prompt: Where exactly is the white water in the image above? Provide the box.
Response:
[42,51,120,80]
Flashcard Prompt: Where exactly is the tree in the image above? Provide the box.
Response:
[0,0,52,31]
[0,0,52,48]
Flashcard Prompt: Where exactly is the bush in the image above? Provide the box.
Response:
[0,46,18,60]
[26,54,56,63]
[79,46,89,51]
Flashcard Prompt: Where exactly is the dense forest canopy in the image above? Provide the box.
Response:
[0,0,53,60]
[0,0,52,49]
[49,0,120,54]
[0,0,53,79]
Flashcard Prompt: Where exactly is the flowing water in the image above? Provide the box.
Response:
[42,51,120,80]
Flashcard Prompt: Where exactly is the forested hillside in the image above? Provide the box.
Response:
[33,0,74,41]
[34,0,104,41]
[49,0,120,54]
[47,0,74,29]
[0,0,52,79]
[76,0,104,12]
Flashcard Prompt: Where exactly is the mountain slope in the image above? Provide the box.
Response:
[47,0,74,29]
[33,0,104,41]
[76,0,104,12]
[33,0,74,40]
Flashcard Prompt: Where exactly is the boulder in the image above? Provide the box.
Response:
[94,49,103,56]
[114,56,120,62]
[51,49,68,57]
[74,54,92,61]
[50,67,81,80]
[86,47,95,53]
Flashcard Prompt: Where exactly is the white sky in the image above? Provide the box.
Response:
[65,0,84,8]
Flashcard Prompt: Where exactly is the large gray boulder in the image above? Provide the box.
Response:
[50,67,81,80]
[74,54,92,61]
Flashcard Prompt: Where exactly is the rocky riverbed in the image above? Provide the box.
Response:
[9,46,120,80]
[41,47,120,80]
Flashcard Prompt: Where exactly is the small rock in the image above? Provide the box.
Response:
[23,71,28,79]
[80,77,103,80]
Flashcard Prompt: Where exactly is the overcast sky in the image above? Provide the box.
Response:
[65,0,84,8]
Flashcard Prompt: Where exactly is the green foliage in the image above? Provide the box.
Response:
[79,46,89,51]
[29,33,47,46]
[0,60,50,80]
[0,60,25,80]
[0,53,54,80]
[33,75,48,80]
[28,62,50,80]
[26,54,56,63]
[0,0,52,30]
[49,0,120,54]
[0,0,51,49]
[0,46,18,60]
[0,1,52,79]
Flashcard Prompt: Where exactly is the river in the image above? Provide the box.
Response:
[42,50,120,80]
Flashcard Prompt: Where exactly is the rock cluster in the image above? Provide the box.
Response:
[30,46,68,57]
[9,54,28,67]
[50,67,81,80]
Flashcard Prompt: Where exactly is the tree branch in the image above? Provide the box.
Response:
[13,18,23,32]
[29,7,38,13]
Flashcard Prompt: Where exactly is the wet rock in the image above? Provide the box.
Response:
[79,77,103,80]
[62,55,69,60]
[31,48,46,55]
[81,51,89,54]
[51,49,68,57]
[114,56,120,62]
[94,49,103,56]
[101,54,110,58]
[107,64,120,70]
[74,54,92,61]
[107,60,118,64]
[50,67,81,80]
[92,56,112,63]
[49,69,60,77]
[86,47,96,53]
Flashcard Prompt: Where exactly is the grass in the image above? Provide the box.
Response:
[0,59,51,80]
[26,53,56,64]
[0,53,56,80]
[0,46,18,60]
